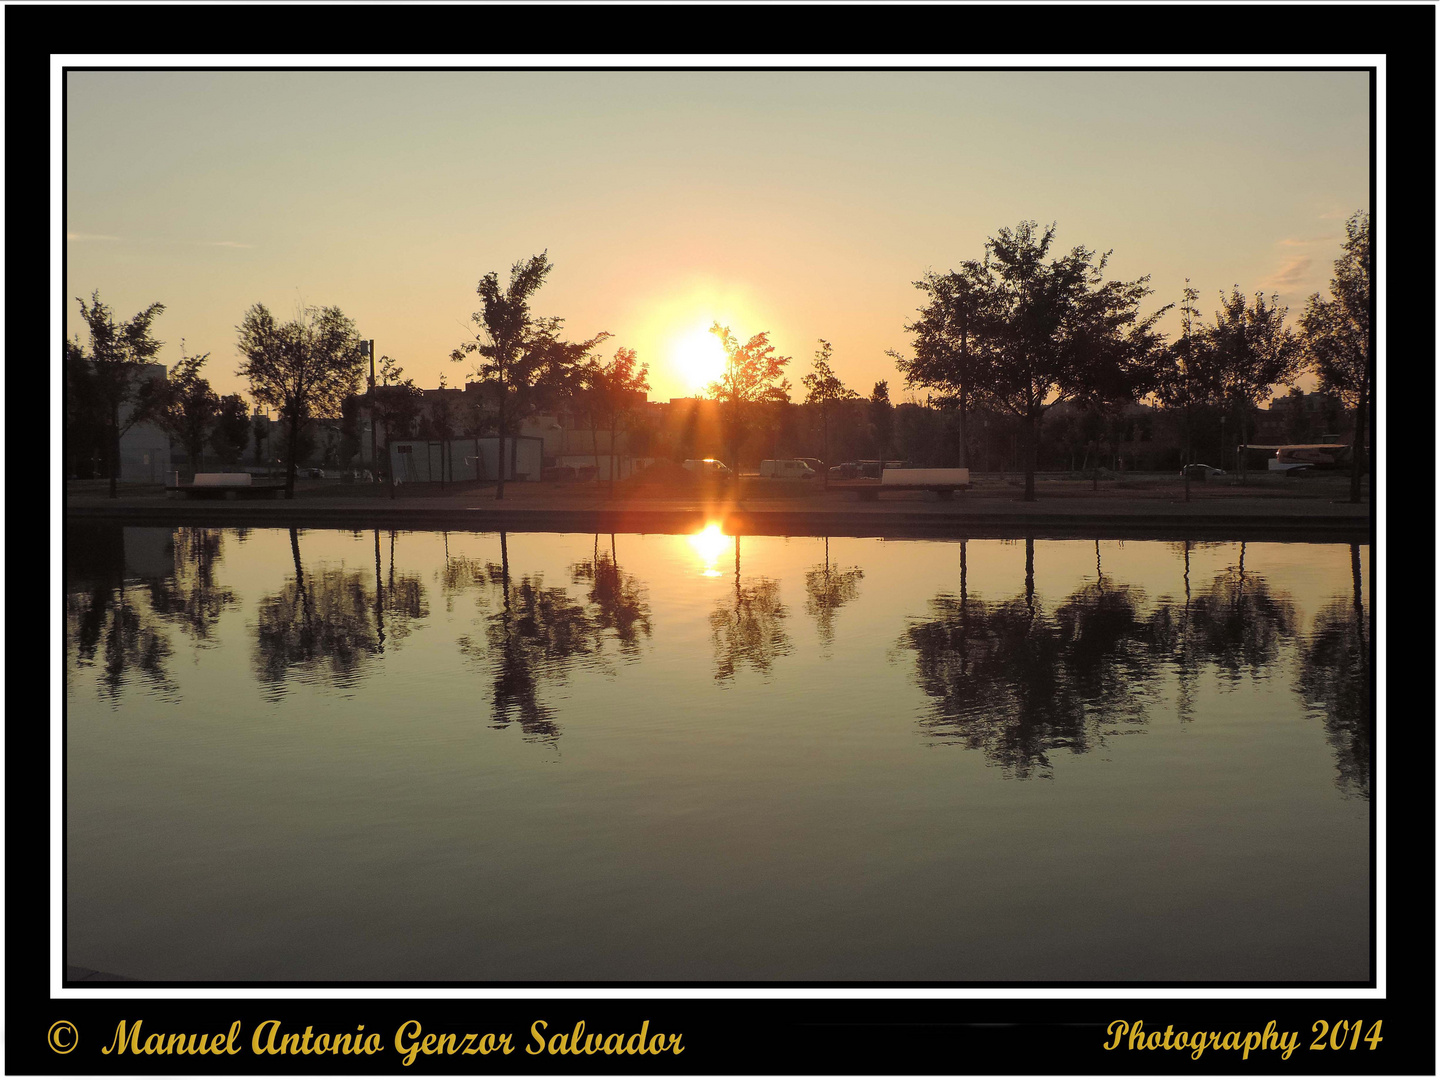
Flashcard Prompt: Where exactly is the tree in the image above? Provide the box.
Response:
[800,340,859,488]
[923,222,1165,500]
[236,302,364,499]
[707,323,791,474]
[154,343,219,476]
[891,263,994,469]
[73,291,167,497]
[370,354,423,496]
[1301,211,1370,503]
[1152,281,1220,501]
[451,252,553,501]
[210,394,251,466]
[1207,287,1301,483]
[588,346,651,493]
[868,381,894,466]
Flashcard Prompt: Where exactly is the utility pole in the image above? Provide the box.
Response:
[362,339,378,486]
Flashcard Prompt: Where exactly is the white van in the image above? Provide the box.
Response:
[759,459,817,480]
[682,459,733,478]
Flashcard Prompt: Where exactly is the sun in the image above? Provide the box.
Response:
[674,328,729,393]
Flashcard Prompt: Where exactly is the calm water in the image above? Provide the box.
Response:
[65,525,1371,983]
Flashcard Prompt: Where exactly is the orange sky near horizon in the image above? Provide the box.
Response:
[65,69,1368,406]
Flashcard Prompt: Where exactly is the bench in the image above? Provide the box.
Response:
[167,473,287,499]
[835,468,971,501]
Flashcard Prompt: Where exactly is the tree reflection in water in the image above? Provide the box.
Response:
[571,535,653,660]
[1295,544,1370,799]
[1184,542,1296,682]
[710,535,791,683]
[451,532,608,743]
[66,525,178,703]
[253,529,427,699]
[900,539,1154,778]
[804,537,864,652]
[146,528,237,645]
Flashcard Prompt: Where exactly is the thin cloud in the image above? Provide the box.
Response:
[208,240,254,249]
[66,232,121,242]
[1257,255,1313,294]
[1276,235,1336,248]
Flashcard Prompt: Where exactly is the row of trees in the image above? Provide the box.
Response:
[69,214,1369,503]
[69,252,648,500]
[889,215,1371,502]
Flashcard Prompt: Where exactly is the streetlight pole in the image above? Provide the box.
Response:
[362,339,378,486]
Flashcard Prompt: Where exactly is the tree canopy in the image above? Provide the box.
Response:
[236,302,364,497]
[1301,211,1370,502]
[707,323,791,472]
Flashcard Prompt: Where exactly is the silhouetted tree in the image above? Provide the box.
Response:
[210,394,252,465]
[892,262,994,468]
[72,291,168,497]
[452,253,608,499]
[586,347,651,492]
[370,355,423,494]
[236,302,364,498]
[947,222,1166,500]
[154,343,219,476]
[1152,281,1221,501]
[707,324,791,474]
[868,381,894,465]
[801,339,858,487]
[1207,288,1301,483]
[1301,211,1371,503]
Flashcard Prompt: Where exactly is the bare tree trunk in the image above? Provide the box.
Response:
[108,406,120,498]
[1022,413,1038,502]
[821,405,829,491]
[284,408,301,499]
[957,391,969,470]
[609,422,618,495]
[495,382,507,501]
[1349,381,1367,504]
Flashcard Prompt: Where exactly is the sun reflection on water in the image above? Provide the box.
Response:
[688,523,732,577]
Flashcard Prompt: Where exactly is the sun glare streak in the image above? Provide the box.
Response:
[688,523,732,577]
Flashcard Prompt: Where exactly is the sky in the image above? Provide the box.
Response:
[65,69,1369,405]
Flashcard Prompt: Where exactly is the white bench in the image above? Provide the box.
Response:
[168,472,285,499]
[192,473,252,487]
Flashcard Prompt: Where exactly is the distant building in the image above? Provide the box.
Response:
[113,362,171,483]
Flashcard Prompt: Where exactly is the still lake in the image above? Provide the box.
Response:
[66,525,1370,983]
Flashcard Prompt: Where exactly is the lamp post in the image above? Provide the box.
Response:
[361,339,377,486]
[1220,415,1227,472]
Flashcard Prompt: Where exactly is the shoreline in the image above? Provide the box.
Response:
[66,489,1371,542]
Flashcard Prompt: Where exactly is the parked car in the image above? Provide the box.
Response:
[682,458,733,479]
[1181,463,1226,480]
